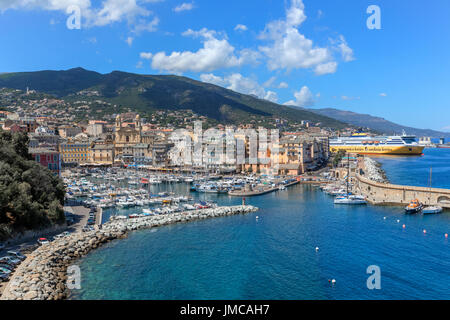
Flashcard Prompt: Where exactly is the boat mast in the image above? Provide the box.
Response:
[429,166,432,188]
[346,152,349,197]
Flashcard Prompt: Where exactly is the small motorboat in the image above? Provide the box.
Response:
[334,195,367,205]
[405,199,423,214]
[422,206,443,214]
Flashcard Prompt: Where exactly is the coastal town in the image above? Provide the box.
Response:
[2,87,450,300]
[0,86,337,175]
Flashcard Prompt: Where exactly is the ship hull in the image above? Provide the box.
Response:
[329,145,425,155]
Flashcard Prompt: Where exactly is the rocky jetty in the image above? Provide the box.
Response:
[364,157,388,183]
[1,205,258,300]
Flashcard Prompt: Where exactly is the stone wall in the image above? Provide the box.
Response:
[356,174,450,207]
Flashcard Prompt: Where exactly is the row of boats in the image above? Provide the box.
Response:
[320,184,368,205]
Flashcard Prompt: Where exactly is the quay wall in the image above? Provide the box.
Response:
[356,174,450,208]
[1,205,258,301]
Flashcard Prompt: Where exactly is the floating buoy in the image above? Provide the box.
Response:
[402,224,406,229]
[331,279,336,285]
[383,217,386,220]
[423,229,427,234]
[397,219,400,223]
[445,233,448,238]
[256,216,259,219]
[315,247,319,252]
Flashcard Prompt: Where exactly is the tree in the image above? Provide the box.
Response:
[332,150,346,168]
[0,129,65,239]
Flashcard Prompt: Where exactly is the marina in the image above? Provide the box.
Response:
[62,168,305,227]
[63,148,450,300]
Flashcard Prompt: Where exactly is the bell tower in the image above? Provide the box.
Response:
[135,114,142,143]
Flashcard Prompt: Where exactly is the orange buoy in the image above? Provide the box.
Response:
[445,233,448,238]
[423,229,427,234]
[402,224,406,229]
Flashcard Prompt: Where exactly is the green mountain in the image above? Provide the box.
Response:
[307,108,450,138]
[0,67,348,129]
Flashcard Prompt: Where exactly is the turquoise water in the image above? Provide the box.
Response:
[72,150,450,300]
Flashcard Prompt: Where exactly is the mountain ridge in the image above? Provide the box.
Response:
[306,107,450,138]
[0,67,348,129]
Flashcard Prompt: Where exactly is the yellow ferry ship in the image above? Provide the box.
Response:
[330,133,425,155]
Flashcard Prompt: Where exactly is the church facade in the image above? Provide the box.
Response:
[114,114,143,157]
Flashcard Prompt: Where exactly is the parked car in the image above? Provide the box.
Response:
[0,272,9,282]
[0,256,20,266]
[0,267,12,274]
[82,225,95,232]
[37,238,50,245]
[7,251,25,261]
[0,263,14,271]
[52,234,63,241]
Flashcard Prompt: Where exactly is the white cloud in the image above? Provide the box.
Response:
[173,2,194,13]
[379,93,387,97]
[284,86,315,107]
[263,77,289,89]
[140,52,153,59]
[278,82,289,89]
[150,28,260,73]
[317,9,323,19]
[337,35,355,62]
[131,16,159,33]
[258,0,334,74]
[0,0,160,32]
[200,73,278,103]
[341,95,360,101]
[126,36,133,46]
[258,0,353,75]
[234,24,248,32]
[314,61,337,75]
[263,76,276,88]
[264,91,278,103]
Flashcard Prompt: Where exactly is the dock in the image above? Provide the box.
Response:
[228,180,300,197]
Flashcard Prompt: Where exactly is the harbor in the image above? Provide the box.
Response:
[2,145,450,300]
[1,205,258,300]
[62,167,308,226]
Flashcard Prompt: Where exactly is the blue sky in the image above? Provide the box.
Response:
[0,0,449,131]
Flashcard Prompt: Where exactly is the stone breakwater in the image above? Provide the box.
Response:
[364,157,388,183]
[1,205,258,300]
